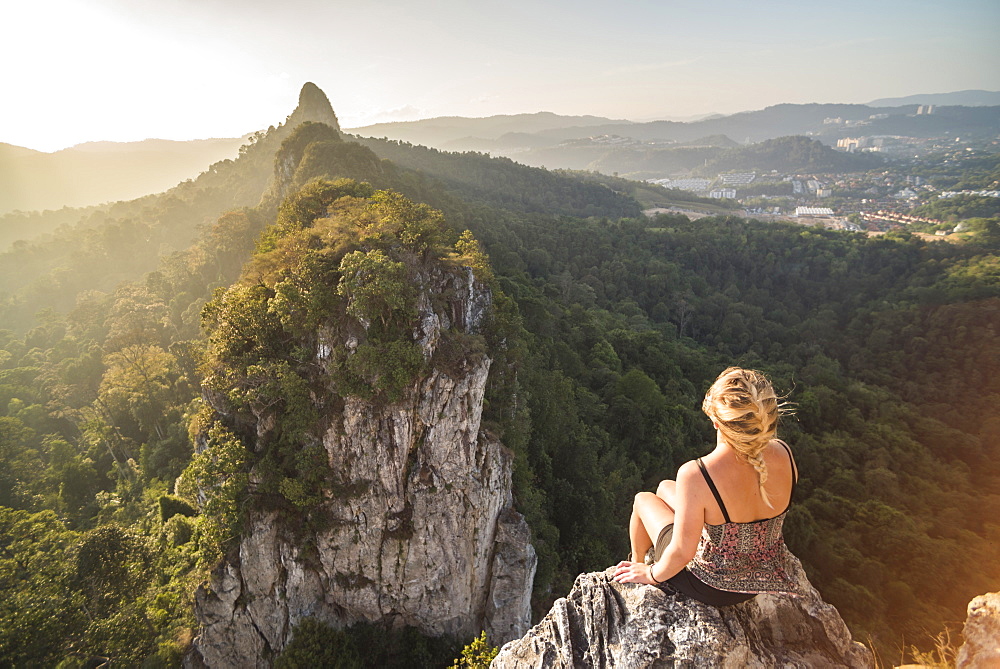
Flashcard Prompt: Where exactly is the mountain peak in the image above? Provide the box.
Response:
[286,82,341,133]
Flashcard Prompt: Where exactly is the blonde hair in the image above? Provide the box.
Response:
[702,367,786,507]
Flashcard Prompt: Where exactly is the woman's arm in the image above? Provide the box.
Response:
[613,461,704,585]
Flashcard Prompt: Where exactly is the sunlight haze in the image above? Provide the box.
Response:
[3,0,998,152]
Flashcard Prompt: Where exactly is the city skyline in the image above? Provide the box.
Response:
[3,0,999,152]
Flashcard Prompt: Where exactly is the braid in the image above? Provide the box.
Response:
[703,367,786,508]
[744,373,766,430]
[746,450,771,507]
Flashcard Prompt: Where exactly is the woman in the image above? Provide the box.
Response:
[612,367,799,605]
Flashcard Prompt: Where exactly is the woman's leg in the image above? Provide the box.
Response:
[629,491,675,563]
[656,480,677,509]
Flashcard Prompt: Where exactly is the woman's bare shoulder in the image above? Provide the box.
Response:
[766,438,794,458]
[765,439,797,476]
[676,460,708,496]
[676,459,701,481]
[675,459,712,517]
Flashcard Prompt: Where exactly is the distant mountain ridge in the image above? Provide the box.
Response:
[867,90,1000,107]
[349,111,628,147]
[0,136,247,214]
[3,90,997,215]
[353,102,997,179]
[351,102,1000,149]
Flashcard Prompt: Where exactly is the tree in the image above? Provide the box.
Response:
[337,249,415,330]
[0,509,85,667]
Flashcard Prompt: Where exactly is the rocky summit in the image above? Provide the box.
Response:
[493,554,872,668]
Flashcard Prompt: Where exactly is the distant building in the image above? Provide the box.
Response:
[648,178,712,193]
[589,134,633,145]
[837,136,877,152]
[837,138,860,152]
[718,172,756,185]
[916,105,935,115]
[710,188,737,199]
[795,207,834,217]
[816,188,832,198]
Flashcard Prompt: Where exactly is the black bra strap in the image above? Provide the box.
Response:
[776,439,797,512]
[697,458,731,523]
[777,440,798,484]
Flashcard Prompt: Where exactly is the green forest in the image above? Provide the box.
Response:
[1,91,998,667]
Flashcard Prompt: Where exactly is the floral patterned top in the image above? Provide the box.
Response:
[686,442,801,595]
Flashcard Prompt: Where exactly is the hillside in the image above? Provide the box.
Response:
[437,134,880,181]
[0,136,246,215]
[348,135,640,218]
[696,136,883,175]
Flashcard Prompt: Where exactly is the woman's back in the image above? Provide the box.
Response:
[699,439,796,525]
[688,439,800,595]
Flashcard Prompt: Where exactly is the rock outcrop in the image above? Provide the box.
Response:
[286,81,341,133]
[956,591,1000,668]
[188,267,536,668]
[493,555,872,668]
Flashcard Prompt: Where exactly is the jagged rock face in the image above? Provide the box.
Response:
[956,591,1000,668]
[493,556,872,669]
[190,270,536,668]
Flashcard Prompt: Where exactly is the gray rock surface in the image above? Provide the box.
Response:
[956,591,1000,668]
[493,555,872,668]
[188,269,534,668]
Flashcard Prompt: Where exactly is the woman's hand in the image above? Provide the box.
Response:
[612,560,654,585]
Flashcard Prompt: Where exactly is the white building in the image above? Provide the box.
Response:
[718,172,756,185]
[795,207,834,217]
[648,178,712,192]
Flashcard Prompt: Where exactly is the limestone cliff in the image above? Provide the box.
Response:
[493,556,873,668]
[186,221,535,666]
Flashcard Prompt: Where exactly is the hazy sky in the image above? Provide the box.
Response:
[4,0,999,152]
